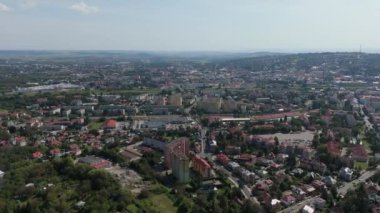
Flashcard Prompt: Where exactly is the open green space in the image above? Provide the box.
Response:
[126,204,140,213]
[88,121,103,130]
[354,161,368,170]
[139,194,177,213]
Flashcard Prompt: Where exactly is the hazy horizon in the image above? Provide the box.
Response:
[1,0,380,52]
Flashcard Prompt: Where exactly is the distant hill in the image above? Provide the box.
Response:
[0,50,286,61]
[219,52,380,75]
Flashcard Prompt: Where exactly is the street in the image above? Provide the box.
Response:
[338,165,380,195]
[279,196,319,213]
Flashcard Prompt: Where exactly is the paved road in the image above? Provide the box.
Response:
[279,196,319,213]
[360,104,373,130]
[280,166,380,213]
[213,163,251,199]
[338,166,380,195]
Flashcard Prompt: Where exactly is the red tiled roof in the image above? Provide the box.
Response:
[352,145,368,160]
[15,136,26,143]
[217,153,229,163]
[327,142,341,156]
[239,153,254,161]
[50,148,61,155]
[32,151,43,159]
[192,155,211,169]
[104,119,117,129]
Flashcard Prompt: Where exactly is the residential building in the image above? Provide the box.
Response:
[164,137,190,182]
[302,205,315,213]
[192,155,211,178]
[339,167,353,181]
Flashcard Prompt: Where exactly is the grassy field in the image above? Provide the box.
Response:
[126,204,140,213]
[88,121,103,130]
[359,126,372,154]
[354,161,368,170]
[139,194,177,213]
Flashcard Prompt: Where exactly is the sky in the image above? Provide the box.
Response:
[1,0,380,52]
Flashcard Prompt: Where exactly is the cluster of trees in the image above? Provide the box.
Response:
[338,183,370,213]
[0,156,135,212]
[175,186,261,213]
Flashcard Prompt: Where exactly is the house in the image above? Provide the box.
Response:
[255,157,272,167]
[300,159,327,174]
[12,136,27,146]
[217,153,230,165]
[291,185,306,199]
[351,145,368,162]
[32,151,44,159]
[313,197,326,210]
[200,179,223,192]
[78,156,112,169]
[257,169,269,178]
[291,168,304,176]
[103,119,118,129]
[302,205,315,213]
[302,184,316,195]
[209,140,218,153]
[0,140,7,146]
[50,107,61,115]
[323,176,337,187]
[227,162,240,172]
[276,153,289,163]
[241,169,256,183]
[48,138,61,146]
[69,144,82,156]
[365,182,380,196]
[281,194,296,206]
[50,148,62,158]
[269,199,281,211]
[255,181,270,192]
[312,180,325,190]
[327,142,341,157]
[339,167,353,181]
[260,192,272,206]
[237,153,255,163]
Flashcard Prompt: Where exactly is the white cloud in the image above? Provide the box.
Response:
[0,2,11,12]
[70,2,98,14]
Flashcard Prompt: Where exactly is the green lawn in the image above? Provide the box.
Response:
[126,204,140,213]
[88,121,103,130]
[140,194,177,213]
[354,161,368,170]
[359,126,372,154]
